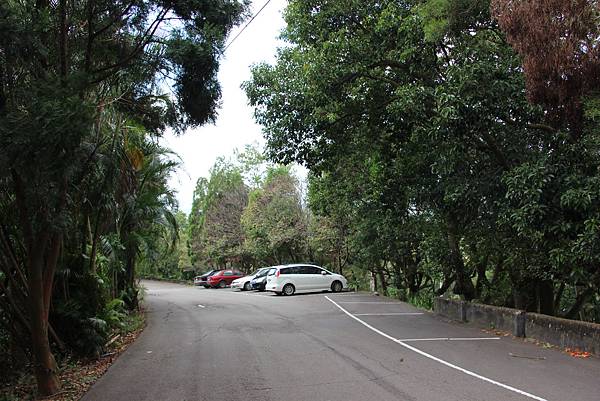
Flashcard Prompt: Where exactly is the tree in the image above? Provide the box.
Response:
[188,160,248,268]
[235,143,268,190]
[244,0,600,320]
[242,166,307,265]
[491,0,600,137]
[0,0,248,394]
[245,0,594,311]
[188,177,210,267]
[114,131,180,307]
[492,0,600,315]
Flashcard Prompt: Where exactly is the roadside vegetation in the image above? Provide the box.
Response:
[2,0,600,399]
[147,1,600,326]
[0,0,248,397]
[242,0,600,322]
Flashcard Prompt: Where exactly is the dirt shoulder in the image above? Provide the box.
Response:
[1,311,145,401]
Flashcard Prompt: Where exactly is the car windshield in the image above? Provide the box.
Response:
[266,268,277,276]
[255,269,269,278]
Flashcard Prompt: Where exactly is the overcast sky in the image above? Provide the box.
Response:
[161,0,290,213]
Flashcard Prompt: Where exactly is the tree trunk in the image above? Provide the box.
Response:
[536,280,555,315]
[12,170,61,396]
[553,282,565,314]
[435,273,455,296]
[511,277,537,310]
[28,233,60,396]
[446,215,475,301]
[376,263,388,296]
[563,287,594,319]
[89,227,99,274]
[473,254,490,300]
[370,269,377,292]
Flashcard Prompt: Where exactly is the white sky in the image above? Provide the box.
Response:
[161,0,292,213]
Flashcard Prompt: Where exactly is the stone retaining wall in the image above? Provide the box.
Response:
[433,297,599,356]
[525,312,600,356]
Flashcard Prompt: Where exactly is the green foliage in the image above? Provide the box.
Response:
[102,299,127,329]
[244,0,600,319]
[0,0,248,392]
[418,0,491,42]
[241,166,306,265]
[187,159,248,268]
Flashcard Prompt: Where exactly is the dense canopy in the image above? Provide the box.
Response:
[244,0,600,318]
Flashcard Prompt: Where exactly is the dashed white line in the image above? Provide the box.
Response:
[397,337,501,342]
[229,291,275,297]
[354,313,424,316]
[325,296,548,401]
[197,304,205,308]
[329,292,367,296]
[338,301,406,304]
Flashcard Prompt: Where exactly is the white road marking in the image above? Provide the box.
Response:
[329,292,367,296]
[325,296,548,401]
[338,301,405,304]
[229,291,275,297]
[354,313,424,316]
[397,337,501,342]
[197,304,205,308]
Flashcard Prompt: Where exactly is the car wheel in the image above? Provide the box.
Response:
[331,281,343,293]
[203,285,210,288]
[218,280,227,289]
[282,284,295,296]
[243,282,251,291]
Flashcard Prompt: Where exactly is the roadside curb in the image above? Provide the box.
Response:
[140,277,192,286]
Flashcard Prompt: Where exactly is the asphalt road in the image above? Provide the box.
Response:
[83,280,600,401]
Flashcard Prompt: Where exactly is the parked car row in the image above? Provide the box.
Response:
[193,269,244,288]
[231,267,272,291]
[194,264,348,296]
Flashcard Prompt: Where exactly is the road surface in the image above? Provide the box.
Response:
[83,280,600,401]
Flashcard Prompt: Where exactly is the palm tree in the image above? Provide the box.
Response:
[113,126,179,308]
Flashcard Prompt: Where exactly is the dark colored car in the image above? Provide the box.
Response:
[193,269,222,288]
[207,269,245,288]
[250,268,275,291]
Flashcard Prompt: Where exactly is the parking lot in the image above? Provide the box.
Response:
[83,281,600,401]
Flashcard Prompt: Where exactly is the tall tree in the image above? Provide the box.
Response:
[0,0,247,394]
[243,0,556,306]
[188,159,248,268]
[242,166,307,265]
[491,0,600,137]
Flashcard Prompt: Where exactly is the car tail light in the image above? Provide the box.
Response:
[275,270,280,277]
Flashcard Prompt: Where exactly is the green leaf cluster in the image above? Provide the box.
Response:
[243,0,600,321]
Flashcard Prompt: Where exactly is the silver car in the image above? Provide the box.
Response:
[230,267,271,291]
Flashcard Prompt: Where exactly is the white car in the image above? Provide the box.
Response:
[231,267,271,291]
[265,264,347,296]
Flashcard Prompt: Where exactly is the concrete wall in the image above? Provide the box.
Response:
[466,303,526,337]
[525,313,600,356]
[433,297,600,356]
[433,297,467,322]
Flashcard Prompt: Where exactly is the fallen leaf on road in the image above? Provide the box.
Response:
[565,348,591,358]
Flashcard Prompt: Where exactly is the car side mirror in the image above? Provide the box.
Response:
[321,271,326,275]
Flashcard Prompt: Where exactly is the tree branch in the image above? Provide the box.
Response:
[90,8,170,84]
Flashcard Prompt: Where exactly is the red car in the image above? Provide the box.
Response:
[207,269,245,288]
